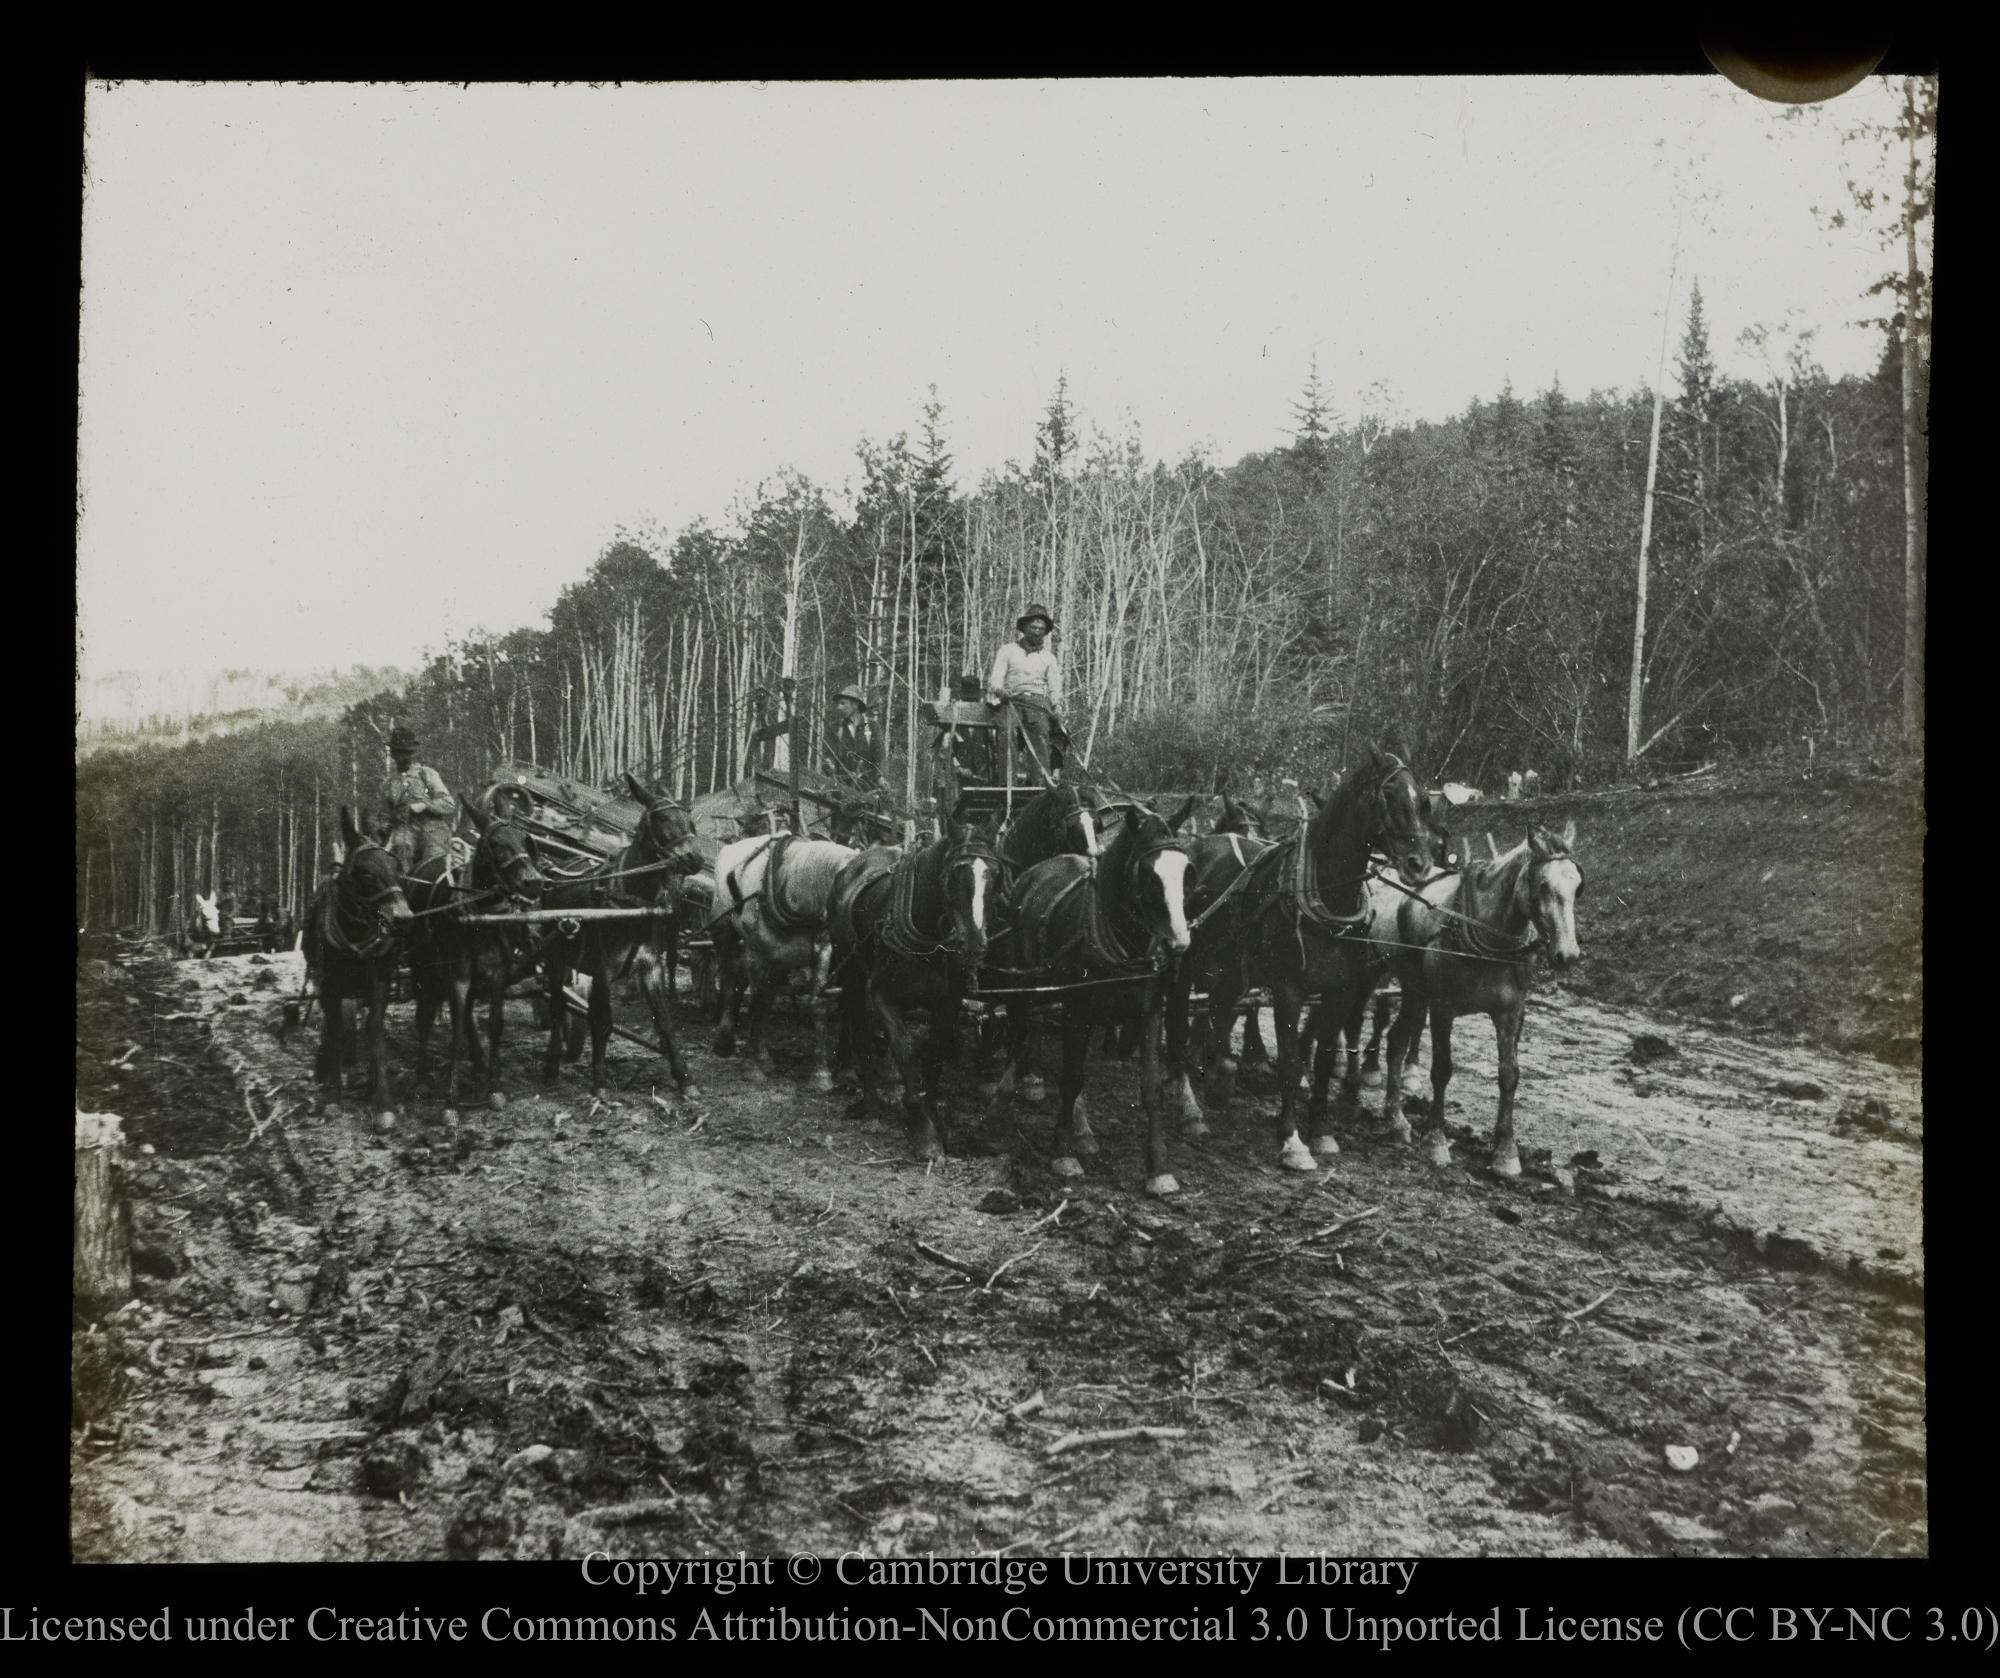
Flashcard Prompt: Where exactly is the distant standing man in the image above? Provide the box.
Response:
[986,604,1065,787]
[825,685,884,790]
[379,724,459,873]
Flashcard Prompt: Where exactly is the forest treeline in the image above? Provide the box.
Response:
[79,161,1932,937]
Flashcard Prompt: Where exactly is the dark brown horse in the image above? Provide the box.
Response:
[829,812,1005,1160]
[404,802,547,1108]
[1166,816,1278,1135]
[302,808,416,1118]
[1177,745,1433,1172]
[1384,822,1583,1175]
[1296,787,1458,1143]
[988,801,1194,1196]
[539,774,705,1094]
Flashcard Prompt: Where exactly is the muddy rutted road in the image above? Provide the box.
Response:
[73,926,1924,1564]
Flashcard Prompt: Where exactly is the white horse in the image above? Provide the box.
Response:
[708,832,858,1090]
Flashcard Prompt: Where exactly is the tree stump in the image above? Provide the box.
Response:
[74,1112,132,1317]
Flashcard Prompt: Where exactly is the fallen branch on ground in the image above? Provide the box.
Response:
[1024,1198,1070,1234]
[1563,1286,1620,1322]
[984,1241,1046,1291]
[916,1240,987,1284]
[1046,1426,1188,1458]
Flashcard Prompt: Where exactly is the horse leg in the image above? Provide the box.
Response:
[540,952,569,1084]
[1360,989,1393,1087]
[1166,961,1208,1138]
[1140,981,1178,1197]
[443,953,473,1111]
[1422,1007,1457,1168]
[807,941,836,1093]
[636,941,694,1094]
[1381,988,1419,1144]
[366,971,397,1125]
[1271,979,1317,1173]
[873,977,940,1161]
[483,956,508,1102]
[1240,1003,1270,1065]
[1490,999,1525,1177]
[711,925,745,1057]
[587,956,615,1094]
[1049,1010,1093,1179]
[410,957,438,1098]
[1018,1013,1047,1105]
[1205,984,1243,1120]
[1302,998,1343,1159]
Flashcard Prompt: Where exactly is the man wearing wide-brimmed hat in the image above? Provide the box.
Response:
[825,683,884,789]
[986,604,1066,786]
[379,723,459,872]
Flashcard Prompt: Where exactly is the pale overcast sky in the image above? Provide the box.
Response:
[77,76,1919,691]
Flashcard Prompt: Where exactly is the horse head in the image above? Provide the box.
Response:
[1217,793,1271,839]
[338,806,415,931]
[1527,820,1583,971]
[943,813,1004,971]
[466,800,546,905]
[1364,744,1434,884]
[1107,803,1193,955]
[626,774,704,876]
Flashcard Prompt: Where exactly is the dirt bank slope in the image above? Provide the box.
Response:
[1444,771,1922,1064]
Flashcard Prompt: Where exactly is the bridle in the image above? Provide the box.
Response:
[884,825,1006,959]
[324,841,408,960]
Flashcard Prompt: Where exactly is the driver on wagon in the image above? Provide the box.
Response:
[985,604,1065,787]
[379,724,459,873]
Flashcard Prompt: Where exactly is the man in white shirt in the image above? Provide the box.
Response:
[985,604,1065,786]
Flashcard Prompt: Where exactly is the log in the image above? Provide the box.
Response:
[74,1112,132,1317]
[461,907,678,925]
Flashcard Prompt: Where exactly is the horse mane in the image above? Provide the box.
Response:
[772,839,858,912]
[1457,838,1532,923]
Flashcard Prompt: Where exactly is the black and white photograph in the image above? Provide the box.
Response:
[75,65,1927,1578]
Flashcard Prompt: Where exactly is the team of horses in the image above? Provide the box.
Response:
[296,744,1583,1193]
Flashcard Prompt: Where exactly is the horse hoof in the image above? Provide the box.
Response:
[441,1108,460,1127]
[488,1091,507,1111]
[1182,1120,1212,1141]
[1019,1077,1047,1104]
[1387,1120,1413,1146]
[1074,1134,1099,1157]
[322,1102,344,1119]
[747,1066,769,1084]
[1145,1173,1181,1198]
[1278,1136,1318,1173]
[976,1080,1000,1098]
[1360,1069,1385,1089]
[1490,1146,1523,1178]
[1051,1155,1086,1179]
[679,1084,702,1101]
[809,1070,835,1094]
[374,1111,396,1134]
[712,1038,736,1059]
[1425,1140,1454,1169]
[1311,1134,1341,1159]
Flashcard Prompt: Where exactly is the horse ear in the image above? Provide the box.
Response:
[341,806,363,851]
[1560,818,1577,849]
[624,771,658,810]
[465,800,492,835]
[1528,825,1551,858]
[1166,794,1198,833]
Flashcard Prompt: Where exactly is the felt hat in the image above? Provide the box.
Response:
[389,724,419,752]
[835,684,869,710]
[1017,604,1055,633]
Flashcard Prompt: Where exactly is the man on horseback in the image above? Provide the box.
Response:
[985,604,1066,787]
[379,724,459,874]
